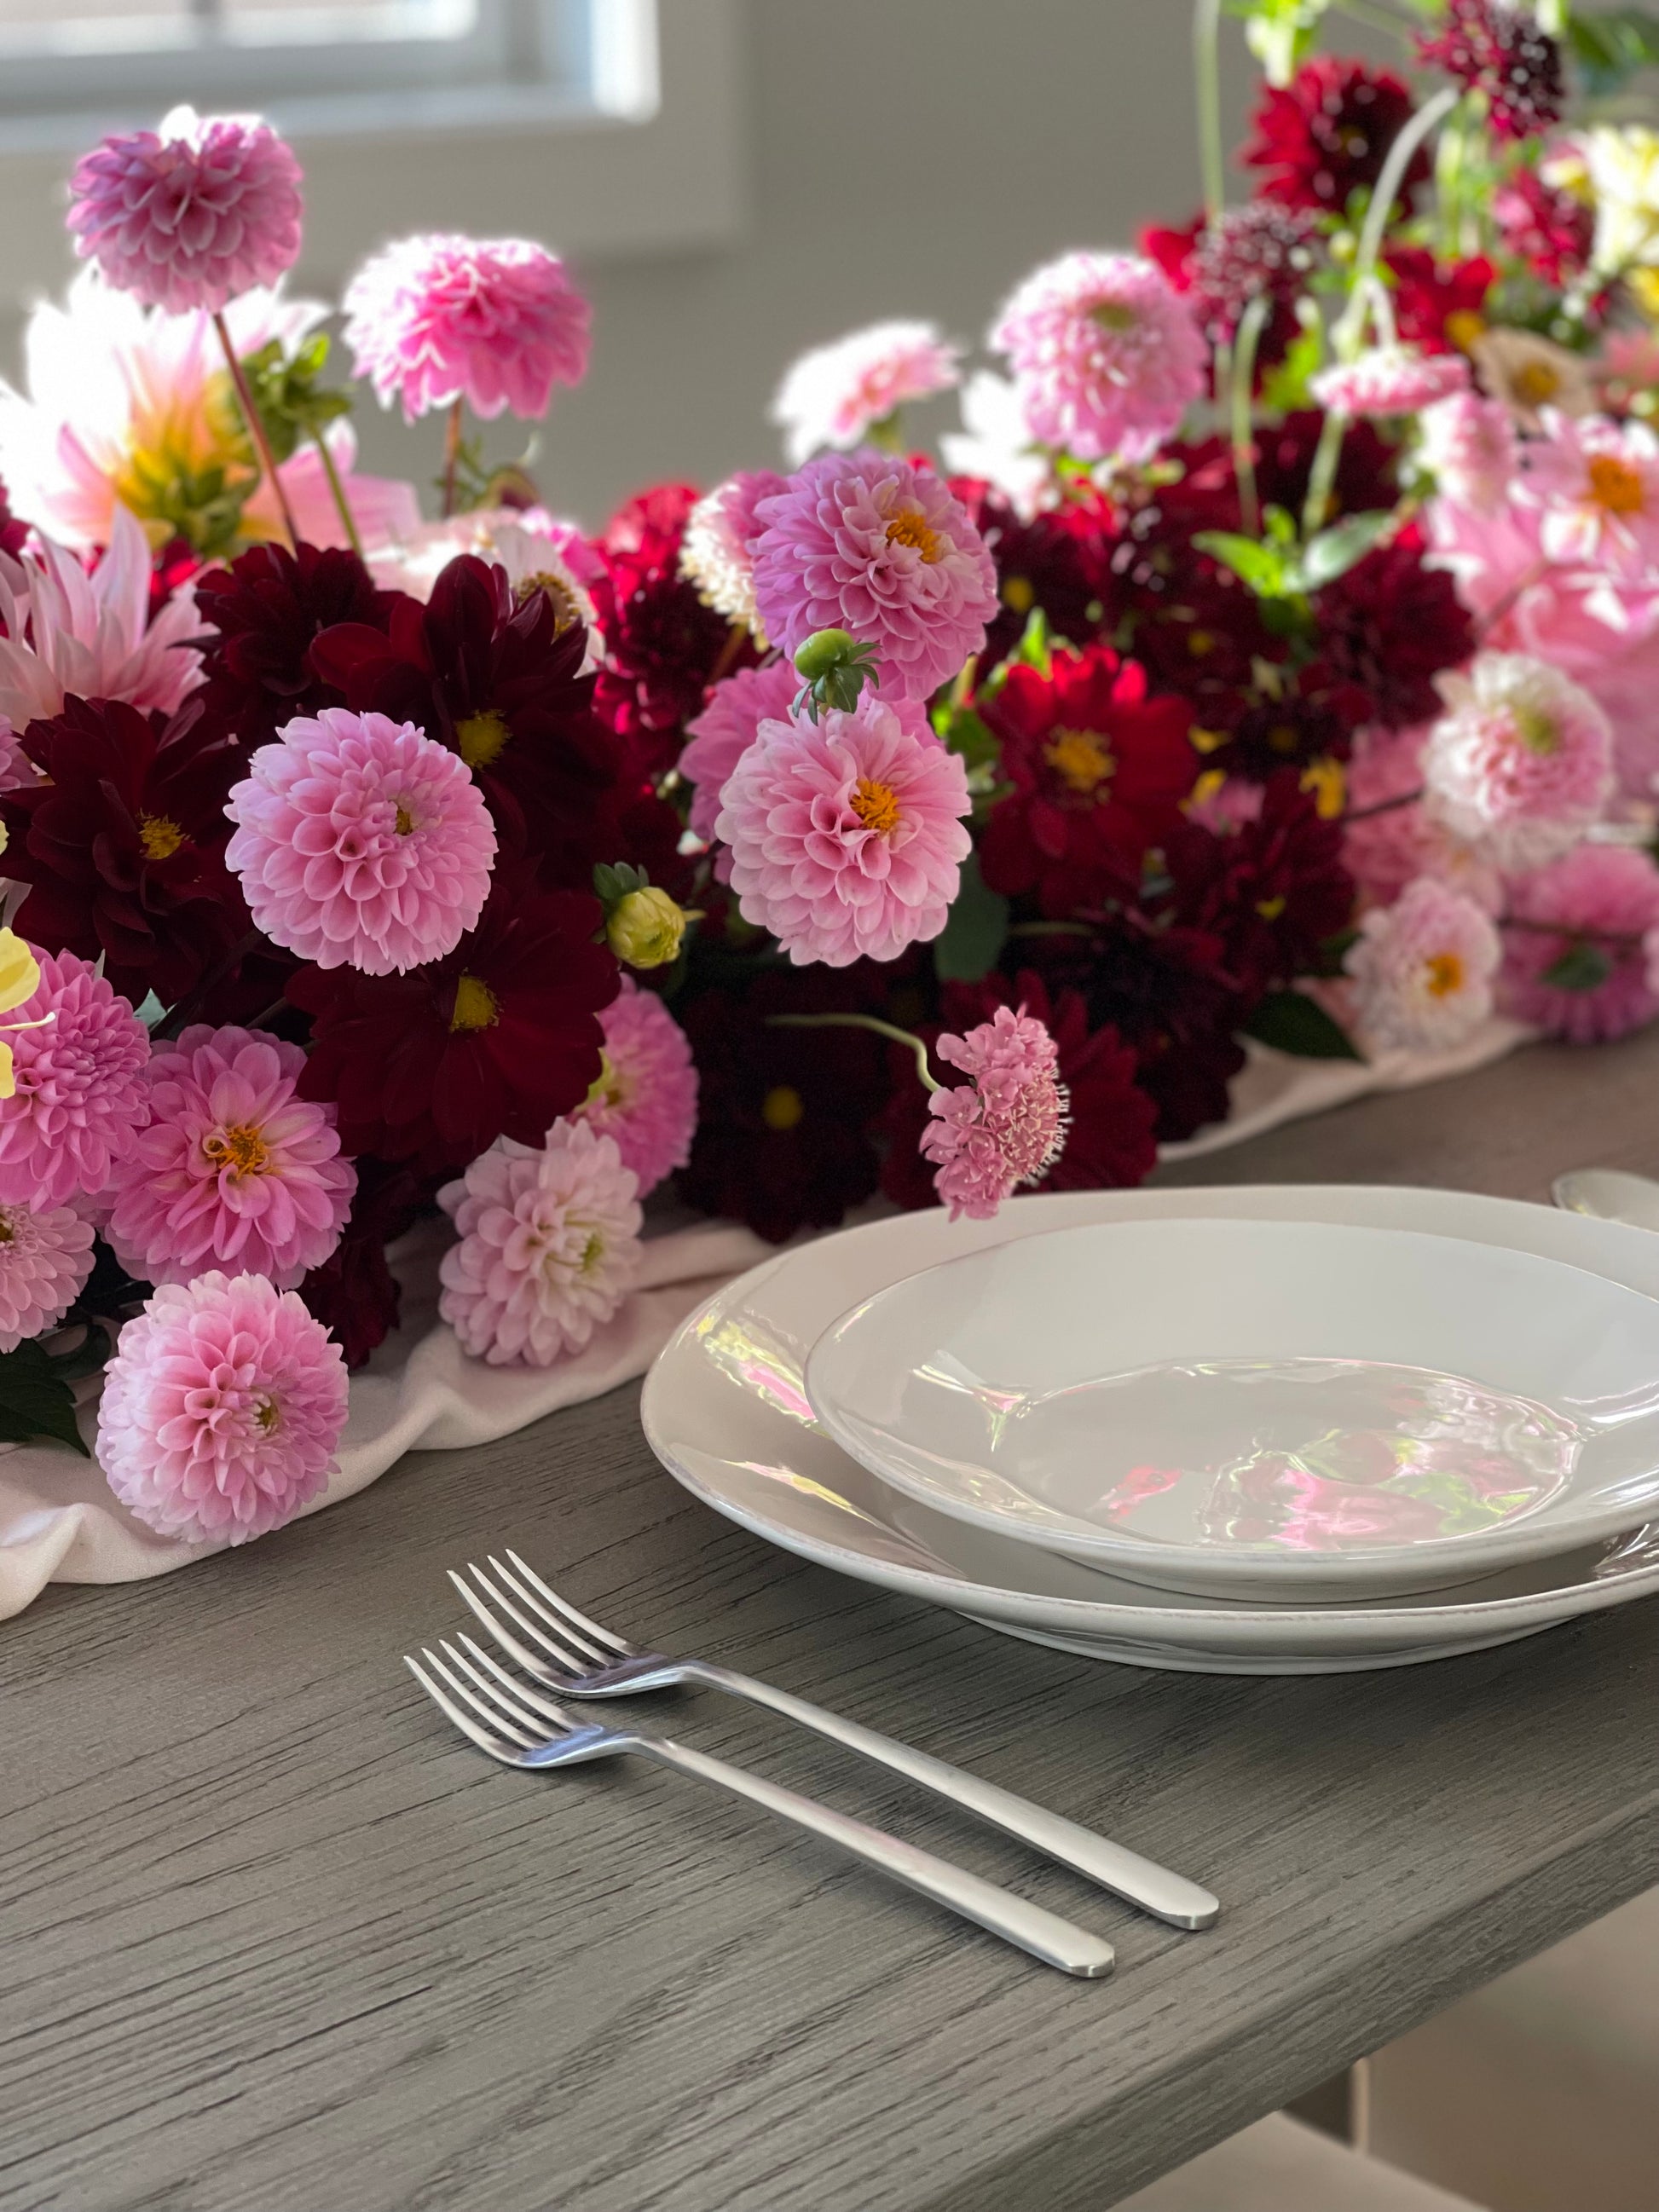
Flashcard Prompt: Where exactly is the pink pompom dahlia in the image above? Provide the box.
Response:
[1344,875,1502,1052]
[680,660,803,841]
[990,251,1206,463]
[716,695,972,967]
[0,1201,96,1354]
[343,234,590,422]
[98,1272,349,1547]
[0,950,151,1210]
[751,451,997,699]
[106,1025,356,1291]
[225,707,497,975]
[1422,651,1614,870]
[920,1007,1071,1222]
[66,107,303,315]
[679,470,788,638]
[438,1120,642,1367]
[573,978,699,1198]
[1501,843,1659,1042]
[1310,344,1471,419]
[1517,410,1659,581]
[772,320,962,467]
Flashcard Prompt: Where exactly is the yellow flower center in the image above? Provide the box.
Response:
[1045,727,1116,797]
[394,802,416,836]
[1255,894,1287,921]
[1090,300,1139,333]
[1513,704,1561,756]
[449,974,500,1032]
[761,1083,805,1131]
[255,1395,281,1435]
[1186,628,1216,658]
[203,1123,269,1178]
[139,813,186,862]
[579,1229,605,1276]
[1444,309,1486,354]
[1587,452,1646,517]
[1267,722,1301,755]
[884,509,943,563]
[1425,951,1465,998]
[1512,361,1562,407]
[850,777,902,835]
[1002,575,1035,615]
[1300,755,1346,819]
[584,1048,629,1113]
[456,710,510,769]
[513,571,583,634]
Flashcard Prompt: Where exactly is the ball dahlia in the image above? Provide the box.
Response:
[1501,843,1659,1042]
[772,320,962,467]
[0,1201,97,1354]
[0,950,151,1210]
[1422,651,1614,871]
[573,979,699,1198]
[679,660,804,842]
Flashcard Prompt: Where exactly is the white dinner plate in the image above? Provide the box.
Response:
[639,1188,1659,1672]
[804,1216,1659,1601]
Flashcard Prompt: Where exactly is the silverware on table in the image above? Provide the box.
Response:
[447,1550,1220,1932]
[405,1636,1116,1978]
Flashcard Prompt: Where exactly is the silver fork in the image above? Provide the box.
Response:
[448,1551,1219,1931]
[405,1636,1115,1978]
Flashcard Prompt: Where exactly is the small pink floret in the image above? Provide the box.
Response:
[0,1201,96,1353]
[920,1006,1071,1221]
[680,660,802,841]
[1502,843,1659,1042]
[772,320,962,466]
[1344,875,1502,1052]
[1422,650,1614,870]
[573,979,699,1198]
[0,950,151,1210]
[1311,345,1471,419]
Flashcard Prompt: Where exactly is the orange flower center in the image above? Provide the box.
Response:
[1512,361,1562,407]
[449,974,500,1032]
[1045,727,1115,797]
[1587,453,1646,517]
[761,1083,805,1131]
[394,802,416,835]
[456,710,510,769]
[850,777,902,835]
[139,813,186,861]
[1444,309,1486,354]
[884,509,942,563]
[1425,952,1465,998]
[203,1123,269,1177]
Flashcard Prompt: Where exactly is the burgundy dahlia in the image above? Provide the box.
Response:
[195,539,393,743]
[951,479,1119,666]
[1165,771,1355,998]
[1309,530,1476,731]
[298,1156,433,1370]
[1492,166,1594,286]
[1244,57,1430,215]
[1416,1,1565,142]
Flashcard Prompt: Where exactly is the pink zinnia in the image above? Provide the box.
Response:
[105,1025,356,1291]
[1344,875,1502,1052]
[1502,843,1659,1042]
[97,1272,349,1547]
[343,234,590,423]
[1422,651,1613,870]
[225,707,497,975]
[919,1007,1071,1222]
[751,451,997,699]
[0,1200,96,1354]
[1311,344,1472,419]
[679,470,788,638]
[0,950,150,1210]
[66,107,302,315]
[715,695,972,967]
[772,320,962,467]
[438,1120,642,1367]
[680,661,803,841]
[573,978,699,1198]
[990,251,1206,463]
[1517,409,1659,581]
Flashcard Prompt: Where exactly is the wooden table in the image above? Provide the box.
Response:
[8,1033,1659,2212]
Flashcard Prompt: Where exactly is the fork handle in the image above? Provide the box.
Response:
[636,1736,1113,1978]
[683,1663,1218,1930]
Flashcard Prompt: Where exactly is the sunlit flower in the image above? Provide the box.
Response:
[919,1006,1070,1221]
[1311,345,1471,419]
[0,948,151,1209]
[1502,844,1659,1042]
[1517,410,1659,580]
[0,1200,96,1354]
[571,978,698,1198]
[772,320,962,466]
[1471,326,1596,430]
[1567,124,1659,274]
[1423,651,1614,869]
[364,509,598,660]
[939,369,1053,518]
[1414,1,1564,143]
[679,470,786,638]
[1344,875,1502,1051]
[1418,390,1517,515]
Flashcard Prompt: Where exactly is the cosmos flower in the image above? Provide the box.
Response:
[1517,410,1659,580]
[772,320,962,466]
[1344,875,1503,1051]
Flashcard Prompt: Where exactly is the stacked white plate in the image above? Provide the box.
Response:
[642,1187,1659,1673]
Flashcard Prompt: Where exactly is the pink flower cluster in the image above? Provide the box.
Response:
[772,320,962,466]
[1311,345,1471,419]
[0,949,152,1208]
[920,1007,1071,1221]
[0,1202,96,1354]
[1502,844,1659,1043]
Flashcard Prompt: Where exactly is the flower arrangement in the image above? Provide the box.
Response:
[3,12,1659,1545]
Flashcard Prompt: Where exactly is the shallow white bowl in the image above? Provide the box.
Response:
[803,1216,1659,1601]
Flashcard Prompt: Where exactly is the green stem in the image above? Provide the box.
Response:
[767,1011,940,1092]
[1331,0,1413,40]
[212,310,298,549]
[1193,0,1225,223]
[1230,293,1271,540]
[311,426,363,557]
[1336,85,1461,364]
[1301,409,1348,540]
[866,409,905,454]
[442,396,465,520]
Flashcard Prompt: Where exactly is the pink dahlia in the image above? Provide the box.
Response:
[1517,410,1659,582]
[1344,875,1502,1052]
[772,320,962,467]
[750,451,997,699]
[437,1119,642,1367]
[1422,652,1614,871]
[1502,843,1659,1042]
[1418,390,1517,516]
[715,694,972,967]
[680,661,803,840]
[989,251,1206,463]
[1310,345,1471,419]
[342,234,590,423]
[0,1200,96,1353]
[225,707,497,975]
[919,1006,1071,1222]
[572,977,698,1198]
[0,950,150,1210]
[679,469,788,638]
[66,107,303,315]
[1343,724,1503,914]
[97,1272,348,1547]
[106,1025,356,1291]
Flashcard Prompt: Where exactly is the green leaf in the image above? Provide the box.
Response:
[1259,320,1322,413]
[1569,8,1659,95]
[1008,606,1052,679]
[0,1339,90,1456]
[1300,508,1398,590]
[932,853,1010,984]
[1242,990,1364,1061]
[592,860,648,910]
[1193,530,1297,598]
[1540,941,1616,993]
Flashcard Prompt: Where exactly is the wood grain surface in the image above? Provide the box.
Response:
[6,1031,1659,2212]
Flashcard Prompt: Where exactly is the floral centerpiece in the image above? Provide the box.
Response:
[3,4,1659,1551]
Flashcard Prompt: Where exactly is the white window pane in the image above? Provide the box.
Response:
[0,0,477,57]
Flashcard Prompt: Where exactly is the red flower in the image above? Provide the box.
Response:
[1252,409,1402,522]
[195,539,392,742]
[1416,0,1564,142]
[950,479,1118,665]
[1244,57,1429,214]
[1492,167,1593,286]
[1143,205,1322,363]
[298,1157,433,1370]
[1227,671,1366,780]
[980,645,1199,914]
[1309,529,1475,731]
[0,476,27,559]
[290,865,617,1171]
[1165,770,1354,997]
[1382,247,1496,355]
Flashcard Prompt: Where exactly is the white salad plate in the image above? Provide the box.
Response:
[639,1187,1659,1673]
[803,1216,1659,1602]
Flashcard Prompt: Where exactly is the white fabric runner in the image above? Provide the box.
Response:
[0,1017,1532,1620]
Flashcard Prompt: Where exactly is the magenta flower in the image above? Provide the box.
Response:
[106,1025,356,1291]
[1503,844,1659,1042]
[0,950,150,1210]
[1310,344,1471,419]
[572,978,699,1198]
[98,1272,349,1547]
[990,251,1206,462]
[680,660,806,840]
[66,107,303,315]
[919,1007,1071,1222]
[1344,875,1502,1053]
[225,707,497,976]
[342,234,590,422]
[772,320,962,466]
[1517,410,1659,581]
[715,694,972,967]
[751,451,997,699]
[679,470,788,638]
[437,1120,642,1367]
[1422,652,1614,871]
[0,1200,96,1353]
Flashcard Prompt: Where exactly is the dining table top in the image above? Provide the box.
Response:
[8,1031,1659,2212]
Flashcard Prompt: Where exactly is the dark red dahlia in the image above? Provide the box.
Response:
[951,479,1119,665]
[1165,770,1354,998]
[194,539,392,743]
[1309,528,1475,731]
[1252,409,1402,523]
[2,694,247,1005]
[1492,166,1593,286]
[1226,669,1366,780]
[0,476,27,559]
[290,866,617,1172]
[299,1157,434,1370]
[1143,205,1322,361]
[979,645,1199,915]
[1382,247,1497,354]
[1416,0,1564,142]
[146,537,203,624]
[1244,57,1430,214]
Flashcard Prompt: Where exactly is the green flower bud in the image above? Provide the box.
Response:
[793,627,861,682]
[791,628,882,721]
[606,885,687,969]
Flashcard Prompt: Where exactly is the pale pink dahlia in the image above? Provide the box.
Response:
[681,660,818,841]
[572,978,698,1198]
[1517,409,1659,581]
[920,1007,1071,1222]
[97,1272,348,1547]
[67,107,302,316]
[0,950,150,1210]
[0,1201,96,1354]
[1422,651,1614,871]
[1502,844,1659,1042]
[106,1025,356,1291]
[679,470,788,638]
[1417,390,1518,515]
[343,234,590,423]
[437,1120,642,1368]
[1343,725,1503,915]
[715,695,972,967]
[989,251,1206,463]
[1310,345,1471,419]
[772,320,963,468]
[225,707,496,975]
[751,451,997,699]
[1344,875,1502,1052]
